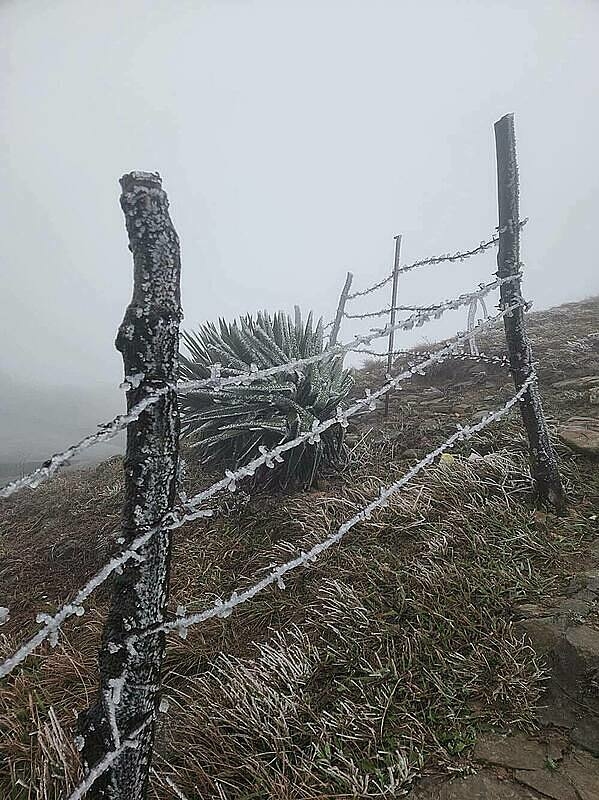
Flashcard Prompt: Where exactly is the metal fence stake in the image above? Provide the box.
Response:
[384,234,402,416]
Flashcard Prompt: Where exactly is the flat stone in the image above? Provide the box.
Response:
[474,733,547,770]
[517,617,565,656]
[561,749,599,800]
[558,418,599,456]
[410,771,538,800]
[571,717,599,757]
[547,598,592,619]
[514,768,578,800]
[565,626,599,672]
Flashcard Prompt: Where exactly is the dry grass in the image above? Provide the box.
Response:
[1,297,598,799]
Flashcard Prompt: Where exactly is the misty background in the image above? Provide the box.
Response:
[1,0,598,469]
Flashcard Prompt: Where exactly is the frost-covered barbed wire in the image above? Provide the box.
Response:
[346,219,528,300]
[0,274,523,500]
[0,302,526,680]
[343,302,442,320]
[0,387,173,499]
[176,272,523,394]
[354,346,508,368]
[131,371,537,642]
[341,273,519,322]
[65,717,151,800]
[0,504,214,679]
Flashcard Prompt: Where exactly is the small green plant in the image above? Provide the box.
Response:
[179,309,353,489]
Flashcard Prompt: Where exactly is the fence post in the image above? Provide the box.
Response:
[78,172,182,798]
[329,271,353,347]
[494,114,565,509]
[384,234,402,417]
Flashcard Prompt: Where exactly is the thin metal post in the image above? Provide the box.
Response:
[328,271,353,347]
[494,114,565,509]
[79,172,183,798]
[384,234,402,416]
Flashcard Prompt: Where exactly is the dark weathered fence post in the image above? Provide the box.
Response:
[494,114,565,509]
[384,234,402,417]
[79,172,182,797]
[329,271,353,347]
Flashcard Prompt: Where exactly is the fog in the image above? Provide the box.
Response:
[1,0,598,463]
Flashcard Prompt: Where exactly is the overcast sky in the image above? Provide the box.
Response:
[1,0,598,460]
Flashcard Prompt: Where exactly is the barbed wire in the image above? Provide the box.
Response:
[130,371,536,642]
[0,302,526,680]
[0,273,523,500]
[60,367,537,800]
[354,347,508,368]
[66,717,151,800]
[342,273,519,322]
[0,388,172,500]
[346,219,528,300]
[343,302,442,320]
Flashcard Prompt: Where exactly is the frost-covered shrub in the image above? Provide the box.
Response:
[179,309,353,489]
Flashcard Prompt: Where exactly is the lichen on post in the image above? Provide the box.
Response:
[79,172,182,798]
[494,114,565,510]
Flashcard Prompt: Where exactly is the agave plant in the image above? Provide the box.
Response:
[179,308,353,489]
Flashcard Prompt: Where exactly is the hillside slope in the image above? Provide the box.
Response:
[1,296,598,799]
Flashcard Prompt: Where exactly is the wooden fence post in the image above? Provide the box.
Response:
[329,271,353,347]
[79,172,182,798]
[494,115,565,509]
[384,234,402,417]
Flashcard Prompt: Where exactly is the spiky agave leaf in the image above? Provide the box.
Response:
[179,309,353,489]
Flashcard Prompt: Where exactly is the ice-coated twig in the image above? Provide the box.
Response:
[0,388,173,499]
[0,302,526,680]
[132,372,536,641]
[347,220,528,300]
[64,717,150,800]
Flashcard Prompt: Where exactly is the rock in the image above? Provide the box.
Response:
[517,617,565,656]
[554,625,599,688]
[549,598,592,619]
[590,387,599,405]
[571,717,599,757]
[568,570,599,595]
[565,626,599,671]
[561,748,599,800]
[474,733,546,770]
[558,417,599,456]
[514,768,578,800]
[552,376,599,390]
[410,771,538,800]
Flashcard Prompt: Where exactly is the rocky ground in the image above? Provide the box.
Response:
[401,304,599,800]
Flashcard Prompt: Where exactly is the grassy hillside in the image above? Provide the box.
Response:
[1,297,598,799]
